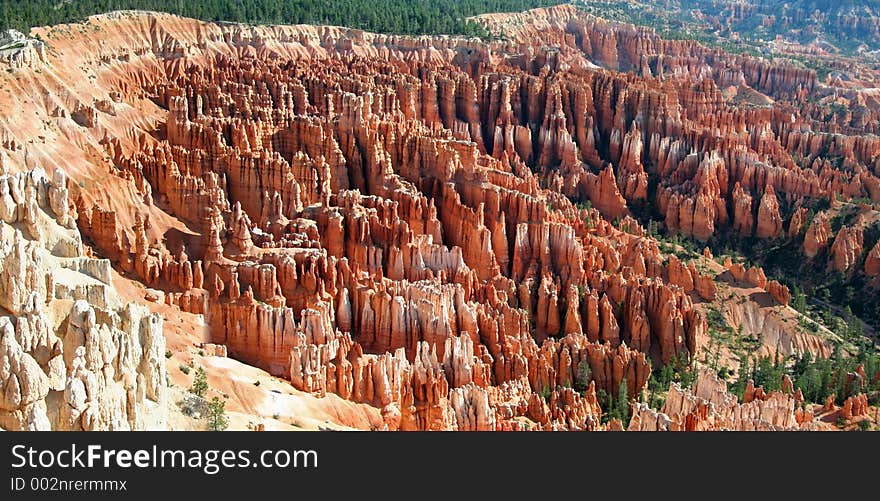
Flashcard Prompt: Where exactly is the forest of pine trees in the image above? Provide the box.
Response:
[0,0,564,36]
[730,346,880,408]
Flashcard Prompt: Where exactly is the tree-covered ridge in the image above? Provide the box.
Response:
[0,0,565,36]
[576,0,880,55]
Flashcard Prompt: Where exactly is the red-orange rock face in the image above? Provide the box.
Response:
[866,240,880,277]
[756,186,783,239]
[829,226,864,273]
[766,280,790,306]
[629,369,826,431]
[6,5,880,431]
[48,9,721,430]
[804,212,832,258]
[788,207,809,238]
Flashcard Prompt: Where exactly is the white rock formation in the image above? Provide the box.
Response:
[0,30,47,69]
[0,167,167,430]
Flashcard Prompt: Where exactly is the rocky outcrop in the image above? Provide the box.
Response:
[745,265,768,289]
[866,240,880,277]
[755,186,783,239]
[629,369,818,431]
[731,183,755,236]
[0,168,166,431]
[617,125,648,201]
[666,255,694,293]
[766,280,790,306]
[0,30,47,69]
[287,328,612,431]
[829,226,863,273]
[841,394,870,421]
[666,255,715,301]
[723,260,791,306]
[787,207,809,238]
[804,213,832,258]
[694,274,716,301]
[0,317,50,431]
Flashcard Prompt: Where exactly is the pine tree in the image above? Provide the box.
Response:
[206,397,229,431]
[190,367,208,398]
[617,379,629,425]
[574,359,592,393]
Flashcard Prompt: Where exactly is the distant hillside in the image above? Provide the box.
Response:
[577,0,880,55]
[0,0,564,36]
